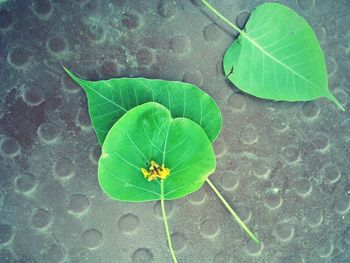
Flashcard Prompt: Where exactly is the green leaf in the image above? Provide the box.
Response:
[98,102,216,202]
[64,68,222,144]
[223,3,344,110]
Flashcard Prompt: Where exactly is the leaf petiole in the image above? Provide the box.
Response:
[160,180,178,263]
[206,178,260,243]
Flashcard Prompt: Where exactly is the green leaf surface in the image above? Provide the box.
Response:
[98,102,216,202]
[64,68,222,144]
[223,3,344,110]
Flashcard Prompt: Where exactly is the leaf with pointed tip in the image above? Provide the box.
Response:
[98,102,216,201]
[64,68,222,145]
[223,3,344,111]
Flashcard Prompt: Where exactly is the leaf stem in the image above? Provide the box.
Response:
[206,178,260,243]
[200,0,245,35]
[160,180,178,263]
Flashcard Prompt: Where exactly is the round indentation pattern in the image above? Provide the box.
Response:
[275,223,294,242]
[22,86,44,106]
[77,108,92,130]
[334,197,350,214]
[214,138,226,158]
[33,0,52,16]
[228,93,246,111]
[68,194,90,214]
[0,9,12,29]
[53,158,75,179]
[31,209,51,229]
[297,0,315,10]
[136,49,153,66]
[245,239,263,256]
[203,23,224,42]
[200,219,220,238]
[213,252,232,263]
[236,11,250,29]
[15,173,36,194]
[154,200,173,219]
[1,137,21,158]
[271,113,288,131]
[8,47,31,67]
[252,159,270,178]
[170,35,190,54]
[240,124,257,144]
[340,119,350,141]
[46,244,66,263]
[0,249,14,262]
[302,101,320,119]
[182,70,203,86]
[48,36,66,53]
[81,229,103,249]
[235,204,251,222]
[122,12,140,30]
[187,188,206,204]
[264,193,282,210]
[220,171,239,191]
[118,214,140,234]
[101,60,117,77]
[344,228,350,244]
[317,239,334,258]
[89,145,101,164]
[306,207,323,227]
[283,146,300,164]
[321,164,341,184]
[171,232,187,252]
[37,122,61,144]
[158,0,177,19]
[311,133,329,152]
[61,75,80,93]
[0,224,13,244]
[132,248,153,263]
[295,179,312,197]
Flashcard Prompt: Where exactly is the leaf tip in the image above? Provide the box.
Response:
[325,92,345,112]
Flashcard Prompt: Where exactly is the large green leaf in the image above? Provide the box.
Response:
[223,3,344,110]
[64,68,222,144]
[98,102,216,202]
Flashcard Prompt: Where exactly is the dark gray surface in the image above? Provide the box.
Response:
[0,0,349,262]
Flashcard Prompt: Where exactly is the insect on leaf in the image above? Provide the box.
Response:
[64,68,222,144]
[223,3,344,110]
[98,102,216,202]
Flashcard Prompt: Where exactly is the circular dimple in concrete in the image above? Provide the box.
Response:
[344,228,350,244]
[132,248,153,263]
[31,209,51,229]
[213,252,231,263]
[76,108,92,130]
[157,0,177,19]
[53,158,75,179]
[302,101,320,119]
[61,75,80,93]
[235,204,251,222]
[0,9,12,29]
[87,24,105,43]
[153,200,173,219]
[101,60,117,77]
[122,12,140,30]
[170,35,190,54]
[46,244,66,263]
[182,70,203,86]
[295,179,312,197]
[22,86,45,106]
[271,113,288,132]
[317,239,334,258]
[326,58,337,75]
[282,146,300,164]
[15,173,37,194]
[8,47,31,68]
[118,214,140,234]
[0,137,21,158]
[136,49,153,66]
[244,239,263,256]
[37,122,61,144]
[214,138,227,158]
[203,23,224,42]
[334,197,350,214]
[275,223,294,242]
[239,124,257,145]
[252,159,270,179]
[89,145,101,164]
[186,188,206,205]
[297,0,315,10]
[0,224,13,244]
[68,194,90,215]
[220,171,239,191]
[0,249,14,262]
[81,229,103,249]
[228,93,246,111]
[306,207,323,227]
[311,133,329,152]
[33,0,52,16]
[340,119,350,141]
[264,193,283,210]
[170,232,187,252]
[321,164,341,184]
[314,25,326,42]
[236,11,250,29]
[200,219,220,238]
[47,36,66,54]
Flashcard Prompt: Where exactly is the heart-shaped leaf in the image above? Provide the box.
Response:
[64,68,222,144]
[223,3,344,110]
[98,102,216,201]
